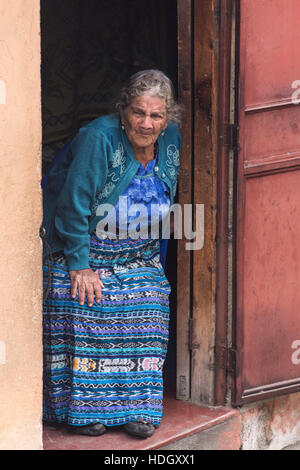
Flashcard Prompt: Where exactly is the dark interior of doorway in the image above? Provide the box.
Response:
[41,0,178,394]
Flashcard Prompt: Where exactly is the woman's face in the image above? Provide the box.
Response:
[121,93,168,151]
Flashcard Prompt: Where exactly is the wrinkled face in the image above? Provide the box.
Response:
[121,93,168,151]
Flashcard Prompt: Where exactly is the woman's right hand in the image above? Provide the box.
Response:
[69,268,104,306]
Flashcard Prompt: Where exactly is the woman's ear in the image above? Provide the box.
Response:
[162,120,169,132]
[120,112,125,130]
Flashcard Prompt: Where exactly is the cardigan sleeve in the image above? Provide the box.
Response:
[54,127,111,270]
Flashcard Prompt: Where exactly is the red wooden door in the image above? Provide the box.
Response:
[234,0,300,404]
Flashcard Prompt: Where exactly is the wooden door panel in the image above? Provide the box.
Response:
[241,1,300,106]
[243,171,300,389]
[176,0,219,405]
[234,0,300,404]
[244,106,300,168]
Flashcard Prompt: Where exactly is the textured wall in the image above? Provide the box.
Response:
[0,0,42,450]
[241,392,300,450]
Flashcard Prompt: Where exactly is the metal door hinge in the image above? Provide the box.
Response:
[227,347,237,375]
[215,345,237,375]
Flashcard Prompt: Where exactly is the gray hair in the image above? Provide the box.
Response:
[115,69,183,124]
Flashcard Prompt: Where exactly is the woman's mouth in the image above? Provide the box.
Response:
[137,132,153,137]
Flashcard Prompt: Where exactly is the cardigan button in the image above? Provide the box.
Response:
[161,172,166,178]
[154,166,159,173]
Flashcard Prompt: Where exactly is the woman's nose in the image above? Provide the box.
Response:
[140,115,153,129]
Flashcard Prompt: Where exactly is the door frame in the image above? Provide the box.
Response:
[40,0,234,409]
[176,0,234,406]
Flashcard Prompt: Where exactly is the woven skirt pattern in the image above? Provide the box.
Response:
[43,235,171,427]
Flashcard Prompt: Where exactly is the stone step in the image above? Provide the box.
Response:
[43,394,241,451]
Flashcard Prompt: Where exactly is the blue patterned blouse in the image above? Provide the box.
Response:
[97,154,171,239]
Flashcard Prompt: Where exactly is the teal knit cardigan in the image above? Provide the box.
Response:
[42,114,182,271]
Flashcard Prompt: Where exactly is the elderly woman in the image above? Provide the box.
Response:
[42,69,182,439]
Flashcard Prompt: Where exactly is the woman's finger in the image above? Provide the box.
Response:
[70,276,78,299]
[78,283,86,305]
[94,281,103,303]
[86,284,95,307]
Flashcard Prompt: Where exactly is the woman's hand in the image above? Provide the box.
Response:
[69,268,104,306]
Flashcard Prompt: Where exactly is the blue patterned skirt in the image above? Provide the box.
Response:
[43,234,171,427]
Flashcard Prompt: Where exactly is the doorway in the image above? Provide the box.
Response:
[41,0,179,395]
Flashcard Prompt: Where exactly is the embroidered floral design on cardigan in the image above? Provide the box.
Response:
[166,144,180,196]
[91,143,126,214]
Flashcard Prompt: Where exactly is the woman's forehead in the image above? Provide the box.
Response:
[129,93,166,112]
